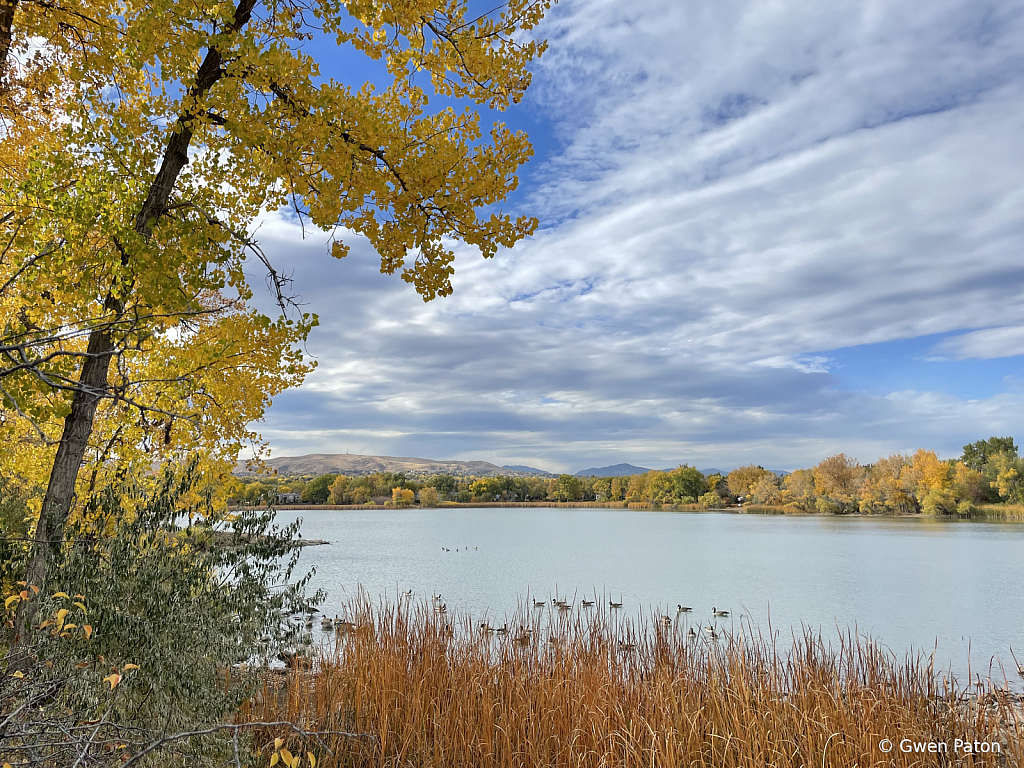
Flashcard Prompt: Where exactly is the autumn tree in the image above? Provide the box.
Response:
[812,454,862,514]
[2,0,554,623]
[725,465,773,501]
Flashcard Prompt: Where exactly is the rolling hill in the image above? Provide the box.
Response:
[237,453,548,477]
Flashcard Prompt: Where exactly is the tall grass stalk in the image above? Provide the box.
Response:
[243,599,1021,767]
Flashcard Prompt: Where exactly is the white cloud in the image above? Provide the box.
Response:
[249,0,1024,470]
[933,327,1024,360]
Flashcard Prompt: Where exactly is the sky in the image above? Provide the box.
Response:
[246,0,1024,474]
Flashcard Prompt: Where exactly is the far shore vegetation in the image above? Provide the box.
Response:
[230,436,1024,520]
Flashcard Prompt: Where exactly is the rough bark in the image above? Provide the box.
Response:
[20,0,256,624]
[0,0,18,82]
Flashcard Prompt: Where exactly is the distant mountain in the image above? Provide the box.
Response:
[502,464,555,476]
[574,463,653,477]
[698,467,791,477]
[237,453,514,477]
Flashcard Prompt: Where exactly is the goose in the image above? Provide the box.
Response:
[402,589,413,597]
[434,603,447,614]
[479,622,494,633]
[582,599,595,607]
[514,631,531,646]
[335,620,356,633]
[558,602,572,611]
[619,642,636,652]
[533,599,546,608]
[660,615,672,627]
[609,600,623,609]
[705,626,718,639]
[676,605,692,614]
[687,627,697,639]
[320,617,334,631]
[495,624,509,635]
[712,607,730,617]
[432,593,443,602]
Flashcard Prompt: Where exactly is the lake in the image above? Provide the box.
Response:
[289,506,1024,683]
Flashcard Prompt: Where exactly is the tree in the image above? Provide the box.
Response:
[552,474,582,502]
[418,486,439,507]
[726,465,773,501]
[4,0,553,613]
[328,475,349,505]
[301,473,337,504]
[390,487,414,506]
[962,436,1017,472]
[811,454,862,513]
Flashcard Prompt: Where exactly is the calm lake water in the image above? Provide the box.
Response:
[289,506,1024,682]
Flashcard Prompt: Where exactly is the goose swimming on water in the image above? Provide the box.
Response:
[712,607,729,617]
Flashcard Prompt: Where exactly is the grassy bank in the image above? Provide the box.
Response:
[243,600,1021,767]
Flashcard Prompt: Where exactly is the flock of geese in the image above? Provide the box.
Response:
[421,591,733,643]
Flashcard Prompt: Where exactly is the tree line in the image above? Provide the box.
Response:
[229,437,1024,514]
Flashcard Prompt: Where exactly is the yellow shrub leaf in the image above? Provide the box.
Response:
[73,602,87,612]
[56,608,69,621]
[274,738,283,751]
[123,664,139,671]
[18,591,28,600]
[53,591,69,599]
[280,749,293,765]
[29,585,39,595]
[103,673,121,689]
[11,671,23,679]
[307,752,316,768]
[4,595,20,609]
[74,594,85,600]
[64,623,77,630]
[292,757,300,768]
[83,625,93,639]
[270,753,279,767]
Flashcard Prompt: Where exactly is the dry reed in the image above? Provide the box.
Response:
[242,599,1021,767]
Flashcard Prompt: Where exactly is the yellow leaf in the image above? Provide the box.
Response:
[280,749,293,765]
[11,671,23,679]
[64,623,76,630]
[74,594,85,600]
[29,585,39,595]
[73,602,87,612]
[53,591,69,599]
[4,595,20,609]
[307,752,316,768]
[123,663,139,671]
[18,591,28,600]
[103,673,121,689]
[56,608,68,621]
[270,753,279,767]
[274,738,283,751]
[291,757,300,768]
[83,625,93,639]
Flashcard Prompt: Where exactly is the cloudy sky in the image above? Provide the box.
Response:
[249,0,1024,474]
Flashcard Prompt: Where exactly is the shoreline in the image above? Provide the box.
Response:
[248,501,1024,520]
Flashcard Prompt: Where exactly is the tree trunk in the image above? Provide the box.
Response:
[0,0,17,81]
[19,0,255,630]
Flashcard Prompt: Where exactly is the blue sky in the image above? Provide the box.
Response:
[248,0,1024,473]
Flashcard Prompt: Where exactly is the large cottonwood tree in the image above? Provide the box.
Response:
[0,0,551,604]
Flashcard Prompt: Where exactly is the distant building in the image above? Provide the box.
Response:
[277,492,301,505]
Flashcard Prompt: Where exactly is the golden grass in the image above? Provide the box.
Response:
[972,505,1024,521]
[243,600,1021,767]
